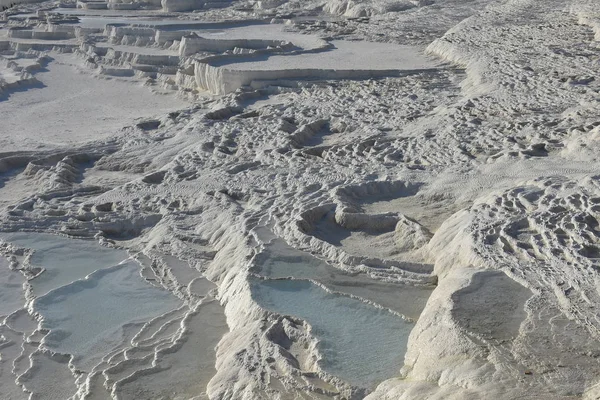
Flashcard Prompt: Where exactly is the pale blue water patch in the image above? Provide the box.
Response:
[0,232,129,297]
[254,236,434,320]
[0,256,26,317]
[250,278,413,389]
[0,232,181,369]
[33,261,180,369]
[255,238,331,280]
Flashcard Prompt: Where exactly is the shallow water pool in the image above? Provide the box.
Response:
[251,278,413,389]
[34,261,180,369]
[1,232,128,297]
[0,232,181,369]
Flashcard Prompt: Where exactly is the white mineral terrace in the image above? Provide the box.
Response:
[1,0,600,399]
[213,41,435,71]
[196,40,438,94]
[0,9,438,95]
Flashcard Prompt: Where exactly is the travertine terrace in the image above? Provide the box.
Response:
[1,0,600,399]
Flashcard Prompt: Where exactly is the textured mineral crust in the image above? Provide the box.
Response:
[0,0,599,399]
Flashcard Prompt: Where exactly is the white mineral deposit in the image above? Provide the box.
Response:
[0,0,599,398]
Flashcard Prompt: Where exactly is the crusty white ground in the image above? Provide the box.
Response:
[0,0,600,399]
[0,53,187,151]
